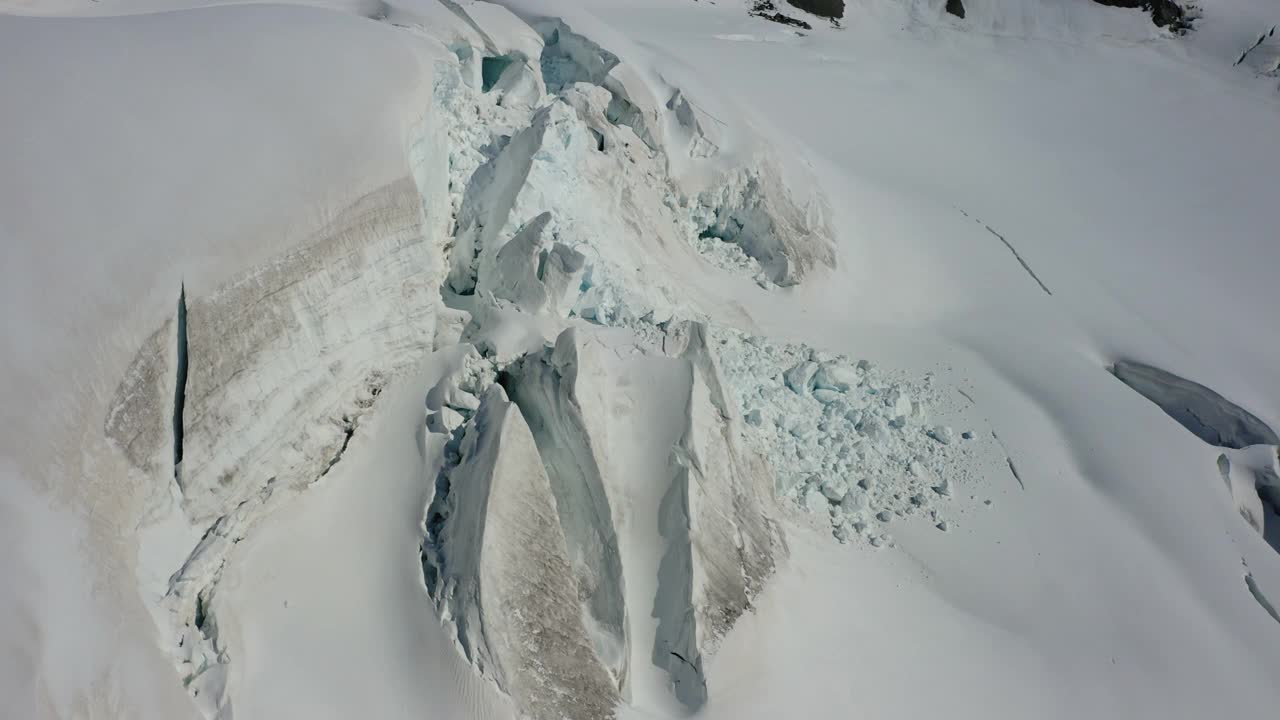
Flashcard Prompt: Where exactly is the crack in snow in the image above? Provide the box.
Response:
[1245,571,1280,625]
[957,208,1052,296]
[983,225,1053,296]
[173,283,189,490]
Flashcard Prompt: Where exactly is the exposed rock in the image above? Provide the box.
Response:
[750,2,813,30]
[785,0,845,21]
[1092,1,1189,31]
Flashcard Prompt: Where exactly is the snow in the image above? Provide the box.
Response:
[216,351,511,720]
[5,0,1280,719]
[0,4,446,718]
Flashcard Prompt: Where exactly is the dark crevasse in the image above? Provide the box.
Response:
[1109,361,1278,450]
[1245,572,1280,625]
[173,283,189,484]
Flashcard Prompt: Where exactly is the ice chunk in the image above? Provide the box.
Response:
[802,487,830,513]
[928,425,956,445]
[666,88,721,159]
[814,362,859,392]
[487,211,553,312]
[885,387,913,416]
[857,417,891,444]
[691,158,836,286]
[784,361,818,393]
[840,488,869,514]
[813,388,844,405]
[426,406,465,434]
[823,399,850,417]
[491,55,544,109]
[833,521,854,544]
[541,242,587,317]
[820,477,849,502]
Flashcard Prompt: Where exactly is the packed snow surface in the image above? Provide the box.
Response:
[4,1,1280,719]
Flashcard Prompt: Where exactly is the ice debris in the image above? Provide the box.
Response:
[711,326,976,547]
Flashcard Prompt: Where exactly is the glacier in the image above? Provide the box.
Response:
[44,3,824,717]
[4,1,1280,720]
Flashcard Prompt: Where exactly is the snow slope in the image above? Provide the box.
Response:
[0,5,444,719]
[533,2,1280,718]
[214,351,511,720]
[3,1,1280,719]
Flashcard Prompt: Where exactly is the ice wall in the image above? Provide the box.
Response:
[423,385,621,720]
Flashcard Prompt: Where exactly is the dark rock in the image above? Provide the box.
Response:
[1147,0,1187,28]
[784,0,845,20]
[946,0,966,19]
[1091,0,1189,31]
[750,1,813,30]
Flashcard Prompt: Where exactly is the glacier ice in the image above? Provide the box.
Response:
[1111,360,1280,551]
[416,323,785,717]
[1110,360,1279,449]
[422,384,621,720]
[501,333,631,687]
[712,326,990,546]
[88,4,944,718]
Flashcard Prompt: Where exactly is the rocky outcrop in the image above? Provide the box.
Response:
[785,0,845,21]
[1092,1,1189,31]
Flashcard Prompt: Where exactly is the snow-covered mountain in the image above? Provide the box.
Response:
[3,1,1279,719]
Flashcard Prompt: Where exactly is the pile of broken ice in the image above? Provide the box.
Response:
[714,327,973,546]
